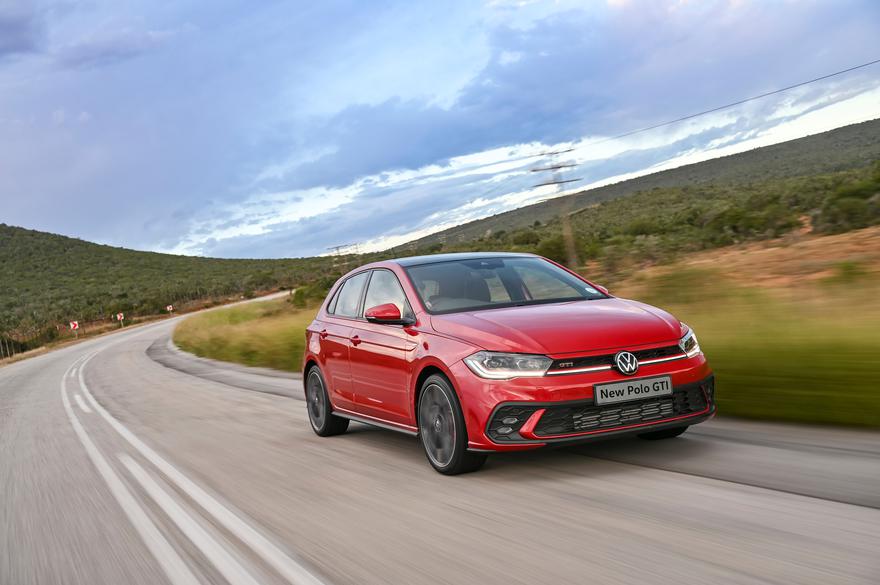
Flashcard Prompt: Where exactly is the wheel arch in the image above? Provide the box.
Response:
[303,357,319,377]
[412,361,457,426]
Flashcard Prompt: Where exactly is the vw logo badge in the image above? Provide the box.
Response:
[614,351,639,375]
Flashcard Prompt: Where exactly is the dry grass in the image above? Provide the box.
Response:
[173,301,317,372]
[610,228,880,427]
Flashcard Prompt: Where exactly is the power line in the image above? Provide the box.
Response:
[587,57,880,147]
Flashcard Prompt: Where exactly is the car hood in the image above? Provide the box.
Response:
[429,298,682,355]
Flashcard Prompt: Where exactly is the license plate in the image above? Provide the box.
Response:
[593,376,672,406]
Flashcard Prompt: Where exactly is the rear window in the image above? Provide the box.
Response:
[330,271,370,318]
[405,257,605,314]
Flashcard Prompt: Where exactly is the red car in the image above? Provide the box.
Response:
[303,252,715,474]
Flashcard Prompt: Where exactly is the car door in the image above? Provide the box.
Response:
[318,271,370,410]
[349,269,418,425]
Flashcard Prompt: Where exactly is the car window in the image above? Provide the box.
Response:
[326,287,341,313]
[513,264,582,299]
[333,272,370,318]
[405,257,605,314]
[364,270,413,319]
[413,270,510,305]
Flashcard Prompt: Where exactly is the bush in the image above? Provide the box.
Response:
[625,217,663,236]
[534,235,567,264]
[289,288,307,308]
[822,261,869,286]
[511,229,540,245]
[817,197,874,233]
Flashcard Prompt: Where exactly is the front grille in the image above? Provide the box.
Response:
[532,379,711,437]
[549,344,683,373]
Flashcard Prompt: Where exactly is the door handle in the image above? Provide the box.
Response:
[350,335,361,346]
[319,329,329,339]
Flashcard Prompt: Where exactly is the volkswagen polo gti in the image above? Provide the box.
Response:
[303,252,715,474]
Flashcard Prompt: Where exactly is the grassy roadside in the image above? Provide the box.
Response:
[173,233,880,428]
[173,300,316,372]
[624,269,880,428]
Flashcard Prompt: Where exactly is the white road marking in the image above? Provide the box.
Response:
[120,454,264,585]
[60,369,200,585]
[74,393,91,413]
[78,352,327,585]
[70,367,78,378]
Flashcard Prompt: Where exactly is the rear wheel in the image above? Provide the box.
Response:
[417,374,487,475]
[637,426,688,440]
[305,367,349,437]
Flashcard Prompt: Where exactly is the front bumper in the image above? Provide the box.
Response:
[450,353,715,452]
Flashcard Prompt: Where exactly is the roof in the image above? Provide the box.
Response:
[391,251,536,267]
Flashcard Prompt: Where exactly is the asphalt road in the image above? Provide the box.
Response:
[2,315,879,585]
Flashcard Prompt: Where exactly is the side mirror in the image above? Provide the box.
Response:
[365,303,413,325]
[594,284,609,295]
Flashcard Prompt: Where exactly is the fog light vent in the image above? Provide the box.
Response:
[487,405,540,442]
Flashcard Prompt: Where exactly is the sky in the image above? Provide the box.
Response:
[1,0,879,258]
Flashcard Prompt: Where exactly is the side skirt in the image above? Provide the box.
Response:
[331,407,418,437]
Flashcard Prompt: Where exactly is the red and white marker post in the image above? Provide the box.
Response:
[69,320,79,338]
[166,304,174,313]
[116,312,125,327]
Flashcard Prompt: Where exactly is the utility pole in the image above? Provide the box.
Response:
[326,243,360,269]
[530,148,582,267]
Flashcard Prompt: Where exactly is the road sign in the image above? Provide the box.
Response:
[116,312,124,321]
[69,321,79,330]
[166,305,174,312]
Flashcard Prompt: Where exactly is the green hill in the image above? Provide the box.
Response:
[0,225,333,349]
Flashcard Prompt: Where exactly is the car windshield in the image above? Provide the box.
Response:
[404,257,606,314]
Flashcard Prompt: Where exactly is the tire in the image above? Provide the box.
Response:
[417,374,487,475]
[305,366,349,437]
[637,426,688,440]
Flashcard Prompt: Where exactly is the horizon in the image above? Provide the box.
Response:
[3,114,879,260]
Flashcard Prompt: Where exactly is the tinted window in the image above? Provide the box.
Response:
[332,272,370,318]
[364,270,413,319]
[405,257,604,314]
[513,264,583,299]
[326,288,340,313]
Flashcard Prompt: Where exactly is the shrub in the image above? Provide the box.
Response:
[535,235,567,264]
[817,197,873,233]
[511,229,540,245]
[289,288,307,308]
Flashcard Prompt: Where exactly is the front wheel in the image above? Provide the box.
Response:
[417,374,487,475]
[305,367,349,437]
[637,426,688,440]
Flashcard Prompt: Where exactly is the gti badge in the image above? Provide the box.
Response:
[614,351,639,375]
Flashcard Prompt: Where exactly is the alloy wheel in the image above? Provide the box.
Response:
[306,370,327,430]
[419,383,456,467]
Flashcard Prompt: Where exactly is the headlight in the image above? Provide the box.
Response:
[679,326,701,358]
[463,351,552,380]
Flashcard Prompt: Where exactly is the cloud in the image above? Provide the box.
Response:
[259,1,875,195]
[182,80,880,258]
[55,26,186,69]
[0,0,44,58]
